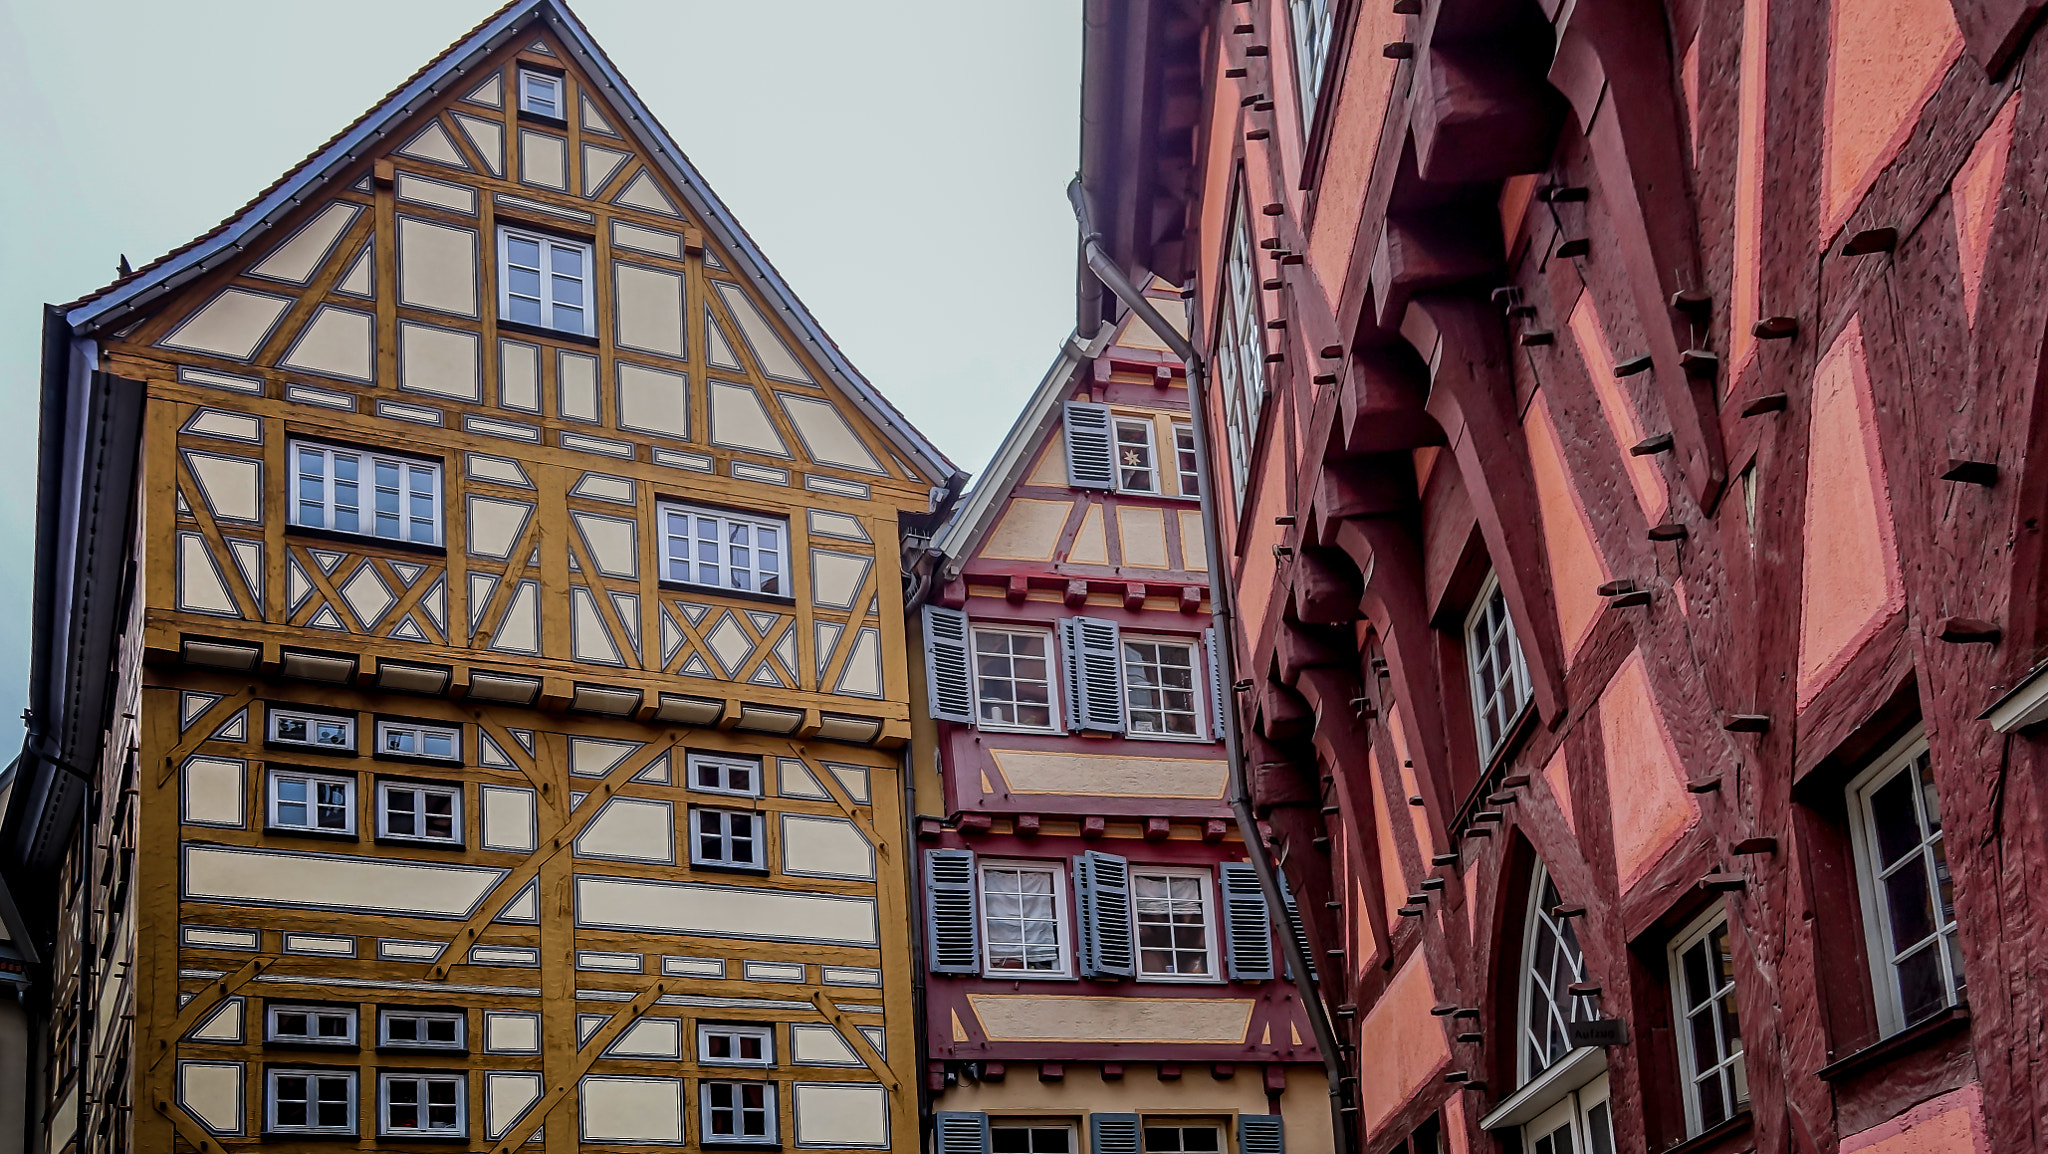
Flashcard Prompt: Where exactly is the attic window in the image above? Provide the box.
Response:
[518,69,564,119]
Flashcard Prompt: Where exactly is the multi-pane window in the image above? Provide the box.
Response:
[269,769,354,834]
[994,1125,1076,1153]
[267,1003,356,1045]
[1143,1125,1222,1153]
[701,1081,775,1144]
[973,627,1057,731]
[1670,908,1747,1135]
[1215,207,1267,497]
[380,1009,465,1050]
[1133,871,1215,979]
[267,1069,356,1134]
[1123,637,1201,739]
[498,228,591,335]
[688,753,762,798]
[377,781,461,844]
[1114,417,1158,493]
[980,862,1068,976]
[1288,0,1338,124]
[377,720,459,761]
[657,502,788,596]
[268,709,354,752]
[691,808,766,869]
[698,1023,774,1066]
[1849,738,1964,1035]
[290,441,441,545]
[1466,572,1532,761]
[379,1072,465,1138]
[1520,864,1598,1083]
[1173,421,1199,497]
[517,68,563,118]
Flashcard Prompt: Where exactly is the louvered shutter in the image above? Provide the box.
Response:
[1239,1114,1285,1154]
[1064,615,1126,733]
[1090,1113,1142,1154]
[1075,851,1135,979]
[925,849,981,974]
[1205,627,1228,742]
[1064,402,1115,490]
[935,1112,991,1154]
[1279,872,1317,984]
[1218,861,1276,980]
[1059,618,1083,732]
[922,605,975,724]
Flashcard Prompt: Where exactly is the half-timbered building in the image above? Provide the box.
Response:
[1072,0,2048,1152]
[905,286,1330,1154]
[5,3,961,1151]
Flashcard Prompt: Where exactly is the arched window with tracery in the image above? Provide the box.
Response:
[1519,863,1597,1081]
[1483,861,1615,1153]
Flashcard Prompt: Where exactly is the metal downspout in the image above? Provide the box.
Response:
[1068,179,1353,1154]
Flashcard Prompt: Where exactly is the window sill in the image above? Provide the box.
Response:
[263,1041,361,1052]
[373,837,467,852]
[1816,1003,1971,1082]
[656,579,797,608]
[265,741,358,758]
[284,524,447,558]
[1663,1109,1752,1154]
[372,751,464,768]
[261,1130,360,1142]
[1134,974,1225,985]
[515,109,569,130]
[980,970,1074,982]
[1478,1045,1608,1130]
[690,861,772,877]
[496,317,599,345]
[377,1133,469,1144]
[686,789,767,803]
[264,826,360,844]
[700,1142,781,1150]
[374,1045,467,1056]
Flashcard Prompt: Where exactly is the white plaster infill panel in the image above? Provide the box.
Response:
[574,876,879,947]
[181,844,506,919]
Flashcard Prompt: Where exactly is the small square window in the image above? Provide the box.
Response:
[697,1023,774,1066]
[690,808,766,870]
[994,1124,1077,1153]
[1131,870,1217,980]
[700,1080,776,1144]
[498,227,593,336]
[268,1068,356,1134]
[1114,417,1158,493]
[1122,636,1203,740]
[980,861,1070,977]
[379,1072,466,1138]
[268,769,355,834]
[657,502,790,596]
[688,753,762,799]
[289,440,442,546]
[268,708,355,752]
[377,781,461,844]
[972,627,1058,732]
[380,1009,465,1050]
[267,1003,357,1046]
[377,720,460,761]
[517,69,563,118]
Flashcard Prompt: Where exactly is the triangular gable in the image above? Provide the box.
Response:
[61,0,961,490]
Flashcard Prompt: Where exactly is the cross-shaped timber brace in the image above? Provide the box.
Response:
[781,744,886,857]
[151,956,275,1071]
[490,977,674,1153]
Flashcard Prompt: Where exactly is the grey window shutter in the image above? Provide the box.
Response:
[1090,1113,1141,1154]
[1278,871,1317,983]
[1075,851,1134,979]
[925,849,981,974]
[1239,1115,1285,1154]
[1059,618,1083,732]
[922,605,975,724]
[1065,615,1126,733]
[935,1111,991,1154]
[1204,627,1227,742]
[1064,402,1115,490]
[1218,861,1275,981]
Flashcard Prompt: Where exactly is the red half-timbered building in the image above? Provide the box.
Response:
[1070,0,2048,1152]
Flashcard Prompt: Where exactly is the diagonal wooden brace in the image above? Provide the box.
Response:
[782,744,885,857]
[156,688,259,788]
[809,991,901,1092]
[491,977,673,1153]
[473,713,563,824]
[156,1096,230,1154]
[153,956,274,1070]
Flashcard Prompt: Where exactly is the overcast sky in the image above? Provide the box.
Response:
[0,0,1081,754]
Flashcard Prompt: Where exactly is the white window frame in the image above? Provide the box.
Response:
[266,1003,357,1046]
[697,1022,775,1067]
[1518,861,1594,1085]
[656,501,792,597]
[1215,204,1268,499]
[377,1071,467,1139]
[267,708,355,752]
[289,439,443,546]
[689,807,767,870]
[496,227,594,336]
[687,753,763,799]
[1522,1072,1614,1154]
[1129,867,1221,982]
[1846,731,1964,1037]
[1121,634,1206,742]
[1668,904,1748,1136]
[379,1008,466,1051]
[991,1122,1079,1153]
[266,1068,357,1135]
[1465,571,1532,762]
[376,780,463,845]
[516,68,564,118]
[1288,0,1339,127]
[267,768,356,834]
[1172,420,1200,498]
[699,1079,777,1145]
[1113,415,1160,494]
[978,859,1072,979]
[970,624,1061,734]
[375,719,460,761]
[1140,1122,1226,1153]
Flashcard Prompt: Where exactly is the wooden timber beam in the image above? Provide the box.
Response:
[491,977,674,1154]
[783,744,886,855]
[808,991,902,1092]
[154,1097,229,1154]
[474,713,566,823]
[153,956,275,1071]
[154,688,258,788]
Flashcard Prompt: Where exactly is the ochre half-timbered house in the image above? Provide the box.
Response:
[5,3,961,1152]
[905,289,1330,1154]
[1071,0,2048,1153]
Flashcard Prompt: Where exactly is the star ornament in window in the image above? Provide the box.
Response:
[1122,449,1143,465]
